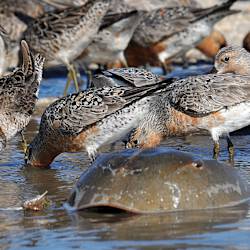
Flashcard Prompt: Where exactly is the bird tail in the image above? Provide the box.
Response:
[122,77,175,102]
[20,40,45,97]
[193,0,238,22]
[21,40,35,76]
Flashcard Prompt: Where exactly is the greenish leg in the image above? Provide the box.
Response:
[213,141,220,160]
[69,64,79,93]
[227,136,234,164]
[20,130,28,159]
[64,63,79,96]
[63,72,72,96]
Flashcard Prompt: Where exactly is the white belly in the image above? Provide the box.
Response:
[84,98,151,157]
[210,102,250,141]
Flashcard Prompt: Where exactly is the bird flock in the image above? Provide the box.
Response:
[0,0,250,168]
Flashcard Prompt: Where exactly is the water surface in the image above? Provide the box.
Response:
[1,64,250,250]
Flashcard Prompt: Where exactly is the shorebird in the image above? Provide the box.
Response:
[23,0,112,95]
[243,32,250,53]
[126,73,250,161]
[25,79,173,168]
[126,0,237,69]
[0,40,44,152]
[91,67,164,88]
[76,10,143,70]
[214,46,250,75]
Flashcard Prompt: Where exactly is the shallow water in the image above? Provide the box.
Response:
[1,63,250,250]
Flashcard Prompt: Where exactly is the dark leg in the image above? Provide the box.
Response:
[86,70,92,89]
[227,136,234,164]
[213,141,220,160]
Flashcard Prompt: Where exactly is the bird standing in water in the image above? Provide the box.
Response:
[126,73,250,162]
[25,79,173,168]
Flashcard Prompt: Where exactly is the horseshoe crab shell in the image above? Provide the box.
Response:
[68,148,249,213]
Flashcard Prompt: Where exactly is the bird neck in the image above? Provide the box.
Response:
[27,135,61,168]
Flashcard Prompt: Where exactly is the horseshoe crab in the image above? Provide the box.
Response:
[68,148,249,213]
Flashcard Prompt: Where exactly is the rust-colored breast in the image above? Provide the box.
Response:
[196,31,227,58]
[66,125,100,152]
[166,109,225,136]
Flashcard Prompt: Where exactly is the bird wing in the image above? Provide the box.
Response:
[0,41,44,116]
[44,80,173,135]
[99,10,139,30]
[134,0,237,46]
[167,74,250,116]
[0,69,28,113]
[24,0,110,40]
[106,68,162,87]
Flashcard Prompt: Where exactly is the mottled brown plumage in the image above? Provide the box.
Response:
[24,0,111,68]
[26,79,173,167]
[0,40,44,152]
[128,0,237,67]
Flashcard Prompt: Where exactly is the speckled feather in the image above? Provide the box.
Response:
[92,68,163,88]
[42,80,173,135]
[0,42,44,116]
[24,0,111,64]
[0,41,44,150]
[133,0,237,47]
[165,74,250,116]
[126,73,250,149]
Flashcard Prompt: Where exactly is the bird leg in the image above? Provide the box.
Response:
[70,64,79,92]
[227,136,234,163]
[86,69,93,89]
[20,130,28,158]
[63,73,72,96]
[64,63,79,96]
[213,141,220,160]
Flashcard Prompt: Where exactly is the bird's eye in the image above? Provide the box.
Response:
[224,57,230,62]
